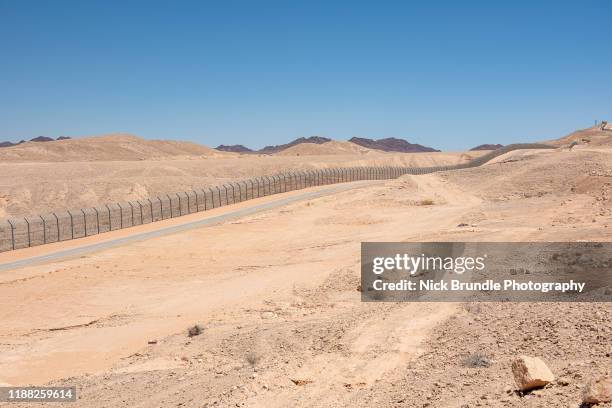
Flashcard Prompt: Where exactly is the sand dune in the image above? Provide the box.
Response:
[0,133,230,162]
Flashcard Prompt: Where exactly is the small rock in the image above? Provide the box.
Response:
[261,311,277,319]
[511,356,555,391]
[148,339,157,345]
[556,377,571,386]
[583,375,612,404]
[457,223,469,227]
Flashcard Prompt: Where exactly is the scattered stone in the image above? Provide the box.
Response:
[457,223,469,227]
[583,375,612,404]
[290,378,313,386]
[556,377,571,386]
[148,339,158,345]
[511,356,555,391]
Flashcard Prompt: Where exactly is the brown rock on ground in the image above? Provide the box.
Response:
[583,375,612,404]
[511,356,555,391]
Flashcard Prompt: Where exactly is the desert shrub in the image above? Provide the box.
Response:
[461,353,491,368]
[187,324,204,337]
[246,351,262,366]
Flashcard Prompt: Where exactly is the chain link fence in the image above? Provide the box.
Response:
[0,143,554,252]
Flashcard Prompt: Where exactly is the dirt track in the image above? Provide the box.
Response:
[0,146,611,407]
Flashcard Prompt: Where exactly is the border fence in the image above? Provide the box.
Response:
[0,143,555,252]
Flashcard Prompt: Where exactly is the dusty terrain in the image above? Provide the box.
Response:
[0,134,486,218]
[0,144,611,407]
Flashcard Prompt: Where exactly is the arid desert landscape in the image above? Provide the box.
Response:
[0,134,488,219]
[0,125,611,407]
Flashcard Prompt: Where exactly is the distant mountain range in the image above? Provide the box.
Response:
[216,144,254,153]
[0,136,71,148]
[348,137,440,153]
[259,136,331,154]
[3,134,505,154]
[216,136,440,154]
[470,143,503,151]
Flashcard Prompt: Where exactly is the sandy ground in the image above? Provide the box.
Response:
[0,146,611,407]
[0,145,484,218]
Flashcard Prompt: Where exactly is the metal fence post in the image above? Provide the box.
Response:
[202,189,208,210]
[208,187,215,208]
[52,213,60,241]
[128,202,135,225]
[277,175,284,192]
[105,204,112,230]
[117,203,124,228]
[7,219,15,250]
[157,197,163,220]
[23,218,30,247]
[263,176,270,195]
[215,186,222,207]
[138,201,144,224]
[166,195,173,218]
[40,215,46,244]
[81,209,87,236]
[241,181,246,200]
[221,184,229,205]
[147,198,154,221]
[66,211,74,239]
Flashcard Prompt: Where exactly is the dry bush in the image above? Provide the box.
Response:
[461,352,491,368]
[187,324,204,337]
[419,198,435,206]
[246,351,262,366]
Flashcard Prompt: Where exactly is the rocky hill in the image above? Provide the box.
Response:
[215,144,253,153]
[470,143,503,151]
[0,136,70,148]
[348,137,439,153]
[257,136,332,154]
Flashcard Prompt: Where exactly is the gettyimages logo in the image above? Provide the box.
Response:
[372,253,487,275]
[361,242,612,302]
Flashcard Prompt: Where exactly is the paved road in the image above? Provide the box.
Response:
[0,181,377,272]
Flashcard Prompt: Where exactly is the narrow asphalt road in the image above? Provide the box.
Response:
[0,181,378,272]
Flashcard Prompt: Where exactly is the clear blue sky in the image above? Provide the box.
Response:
[0,1,610,150]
